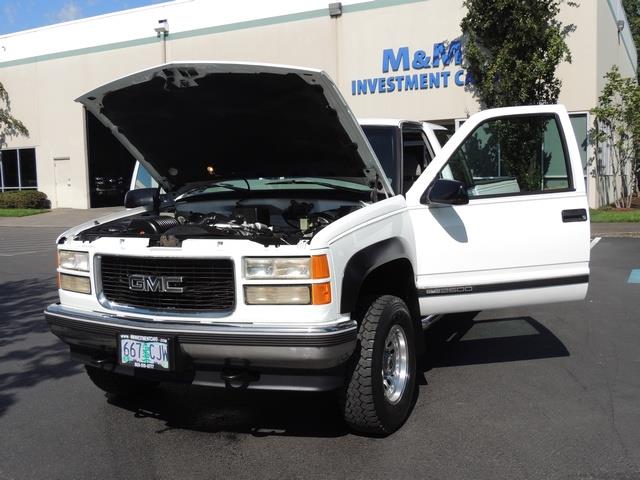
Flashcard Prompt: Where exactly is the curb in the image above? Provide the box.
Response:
[591,232,640,239]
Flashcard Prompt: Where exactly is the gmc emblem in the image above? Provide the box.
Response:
[128,275,184,293]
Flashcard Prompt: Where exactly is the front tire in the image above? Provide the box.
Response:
[85,366,159,397]
[342,295,417,435]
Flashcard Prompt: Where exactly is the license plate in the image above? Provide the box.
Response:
[118,334,171,370]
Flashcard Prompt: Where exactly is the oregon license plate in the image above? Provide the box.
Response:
[118,334,171,370]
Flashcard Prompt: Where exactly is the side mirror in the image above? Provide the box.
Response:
[124,188,159,209]
[424,179,469,205]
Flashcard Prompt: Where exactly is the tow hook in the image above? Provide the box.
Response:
[93,357,115,368]
[221,360,259,389]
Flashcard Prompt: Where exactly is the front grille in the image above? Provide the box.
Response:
[99,256,235,312]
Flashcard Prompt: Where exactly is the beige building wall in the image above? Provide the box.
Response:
[1,43,164,208]
[0,0,636,208]
[169,17,339,79]
[597,0,637,85]
[556,2,599,111]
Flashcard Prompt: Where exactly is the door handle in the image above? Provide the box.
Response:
[562,209,588,223]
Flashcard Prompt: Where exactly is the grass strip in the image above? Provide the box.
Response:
[0,208,50,217]
[590,208,640,223]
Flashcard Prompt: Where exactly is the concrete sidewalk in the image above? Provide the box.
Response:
[0,207,124,229]
[591,222,640,238]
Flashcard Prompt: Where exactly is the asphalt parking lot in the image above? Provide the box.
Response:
[0,226,639,480]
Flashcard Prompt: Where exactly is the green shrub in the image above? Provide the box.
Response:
[0,190,50,209]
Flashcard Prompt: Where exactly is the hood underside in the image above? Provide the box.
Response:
[78,62,391,194]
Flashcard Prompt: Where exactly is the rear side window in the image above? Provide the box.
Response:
[441,114,572,198]
[362,126,398,190]
[402,130,432,193]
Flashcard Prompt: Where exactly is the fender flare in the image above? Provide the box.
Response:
[339,238,413,314]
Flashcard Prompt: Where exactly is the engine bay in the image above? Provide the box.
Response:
[74,197,364,246]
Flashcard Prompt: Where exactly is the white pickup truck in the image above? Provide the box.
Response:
[45,62,590,435]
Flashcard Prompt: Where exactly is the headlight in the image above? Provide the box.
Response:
[58,250,89,272]
[244,257,311,279]
[243,255,330,280]
[59,274,91,294]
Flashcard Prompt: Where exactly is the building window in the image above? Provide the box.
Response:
[0,148,37,191]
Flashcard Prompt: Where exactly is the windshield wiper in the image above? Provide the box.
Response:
[266,179,370,194]
[177,180,250,200]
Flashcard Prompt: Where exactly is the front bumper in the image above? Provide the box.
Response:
[45,303,357,390]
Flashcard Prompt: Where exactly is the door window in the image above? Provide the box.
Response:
[441,114,572,198]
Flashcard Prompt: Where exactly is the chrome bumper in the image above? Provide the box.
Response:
[44,303,357,370]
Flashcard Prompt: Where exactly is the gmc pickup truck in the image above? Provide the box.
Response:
[45,62,590,435]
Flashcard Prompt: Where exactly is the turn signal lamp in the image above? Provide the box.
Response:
[311,255,330,279]
[312,282,332,305]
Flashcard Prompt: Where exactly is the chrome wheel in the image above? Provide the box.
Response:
[381,324,409,404]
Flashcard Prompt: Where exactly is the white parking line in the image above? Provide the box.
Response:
[590,237,602,249]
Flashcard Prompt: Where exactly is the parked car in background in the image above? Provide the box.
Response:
[93,175,126,198]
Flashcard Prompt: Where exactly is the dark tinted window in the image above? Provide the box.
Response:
[1,150,19,188]
[362,126,397,188]
[19,148,37,188]
[434,128,452,147]
[402,130,431,193]
[1,148,37,189]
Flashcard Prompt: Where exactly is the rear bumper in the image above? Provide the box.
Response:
[45,303,357,390]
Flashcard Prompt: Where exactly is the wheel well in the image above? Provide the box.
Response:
[355,258,420,327]
[353,259,423,355]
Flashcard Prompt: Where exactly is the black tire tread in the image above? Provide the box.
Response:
[343,295,399,434]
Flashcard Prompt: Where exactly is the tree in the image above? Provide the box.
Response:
[460,1,575,193]
[621,0,640,196]
[0,81,29,149]
[460,0,575,108]
[589,66,640,208]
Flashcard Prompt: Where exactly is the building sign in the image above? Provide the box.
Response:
[351,41,469,96]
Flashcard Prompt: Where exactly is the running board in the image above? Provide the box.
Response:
[421,314,443,330]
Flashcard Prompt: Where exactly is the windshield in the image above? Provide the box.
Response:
[174,176,371,201]
[133,162,372,199]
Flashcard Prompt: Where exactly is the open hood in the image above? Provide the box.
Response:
[77,62,392,195]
